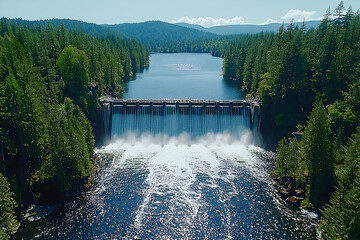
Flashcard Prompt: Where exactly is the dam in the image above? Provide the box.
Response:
[100,98,261,138]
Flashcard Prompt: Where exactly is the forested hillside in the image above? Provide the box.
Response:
[107,21,221,53]
[11,18,122,38]
[0,18,148,239]
[176,21,321,35]
[223,3,360,238]
[11,19,227,55]
[224,6,360,133]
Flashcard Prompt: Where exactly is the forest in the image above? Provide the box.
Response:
[9,19,227,55]
[223,3,360,239]
[0,19,148,238]
[1,1,360,238]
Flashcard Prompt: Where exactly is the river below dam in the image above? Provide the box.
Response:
[13,53,319,239]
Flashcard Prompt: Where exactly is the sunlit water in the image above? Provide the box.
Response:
[122,53,243,100]
[13,53,319,239]
[13,133,318,239]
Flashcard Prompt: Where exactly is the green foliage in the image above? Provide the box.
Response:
[227,9,360,232]
[302,100,335,209]
[10,19,225,54]
[300,198,314,209]
[274,101,335,209]
[320,128,360,239]
[328,78,360,142]
[223,7,360,132]
[108,21,220,53]
[256,73,274,99]
[36,98,94,193]
[271,32,360,235]
[57,46,90,104]
[0,173,17,239]
[275,137,305,182]
[275,138,288,177]
[0,17,149,220]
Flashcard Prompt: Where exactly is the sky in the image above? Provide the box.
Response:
[0,0,359,27]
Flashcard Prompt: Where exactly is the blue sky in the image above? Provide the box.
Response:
[0,0,359,27]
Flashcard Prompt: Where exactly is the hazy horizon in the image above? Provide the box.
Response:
[1,0,359,27]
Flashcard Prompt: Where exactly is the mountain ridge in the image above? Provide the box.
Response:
[9,18,320,53]
[9,18,320,40]
[175,21,321,35]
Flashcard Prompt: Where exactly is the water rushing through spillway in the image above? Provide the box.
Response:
[13,133,318,239]
[93,134,318,239]
[109,102,259,139]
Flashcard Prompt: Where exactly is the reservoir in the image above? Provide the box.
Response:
[13,53,318,239]
[122,53,243,100]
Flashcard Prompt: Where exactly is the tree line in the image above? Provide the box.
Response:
[223,2,360,238]
[10,19,228,56]
[0,18,149,239]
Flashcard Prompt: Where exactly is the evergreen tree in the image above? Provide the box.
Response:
[57,46,90,104]
[0,18,149,208]
[0,173,17,239]
[276,138,288,177]
[301,100,335,209]
[320,128,360,239]
[334,1,346,29]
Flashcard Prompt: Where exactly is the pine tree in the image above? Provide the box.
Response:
[276,138,288,177]
[334,1,346,29]
[57,46,90,106]
[301,100,335,209]
[0,173,17,239]
[320,128,360,239]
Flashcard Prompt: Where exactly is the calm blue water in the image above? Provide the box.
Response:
[12,53,318,240]
[123,53,243,100]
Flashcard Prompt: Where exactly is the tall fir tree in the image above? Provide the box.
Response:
[301,100,335,209]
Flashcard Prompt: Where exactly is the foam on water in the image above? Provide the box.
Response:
[164,63,198,71]
[12,131,319,239]
[95,131,273,238]
[91,131,319,239]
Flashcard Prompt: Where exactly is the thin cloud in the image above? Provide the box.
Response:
[170,16,246,28]
[281,9,321,22]
[258,18,280,25]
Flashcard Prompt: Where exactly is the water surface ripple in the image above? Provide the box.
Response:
[14,134,318,239]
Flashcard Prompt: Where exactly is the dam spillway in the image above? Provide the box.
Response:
[101,99,261,139]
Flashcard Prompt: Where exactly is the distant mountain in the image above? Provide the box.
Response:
[175,21,321,35]
[10,19,219,52]
[175,22,208,32]
[11,18,320,53]
[10,18,321,43]
[105,21,218,47]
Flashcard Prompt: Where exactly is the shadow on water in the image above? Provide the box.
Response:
[222,77,243,90]
[125,66,150,83]
[117,66,150,99]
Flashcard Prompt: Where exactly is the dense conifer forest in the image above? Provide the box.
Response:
[9,19,227,55]
[0,18,148,238]
[223,3,360,238]
[1,2,360,238]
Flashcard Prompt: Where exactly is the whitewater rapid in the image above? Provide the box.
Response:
[91,132,317,239]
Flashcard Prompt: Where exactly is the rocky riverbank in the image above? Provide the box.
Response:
[271,174,306,208]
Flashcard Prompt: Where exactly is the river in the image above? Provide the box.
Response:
[13,53,318,239]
